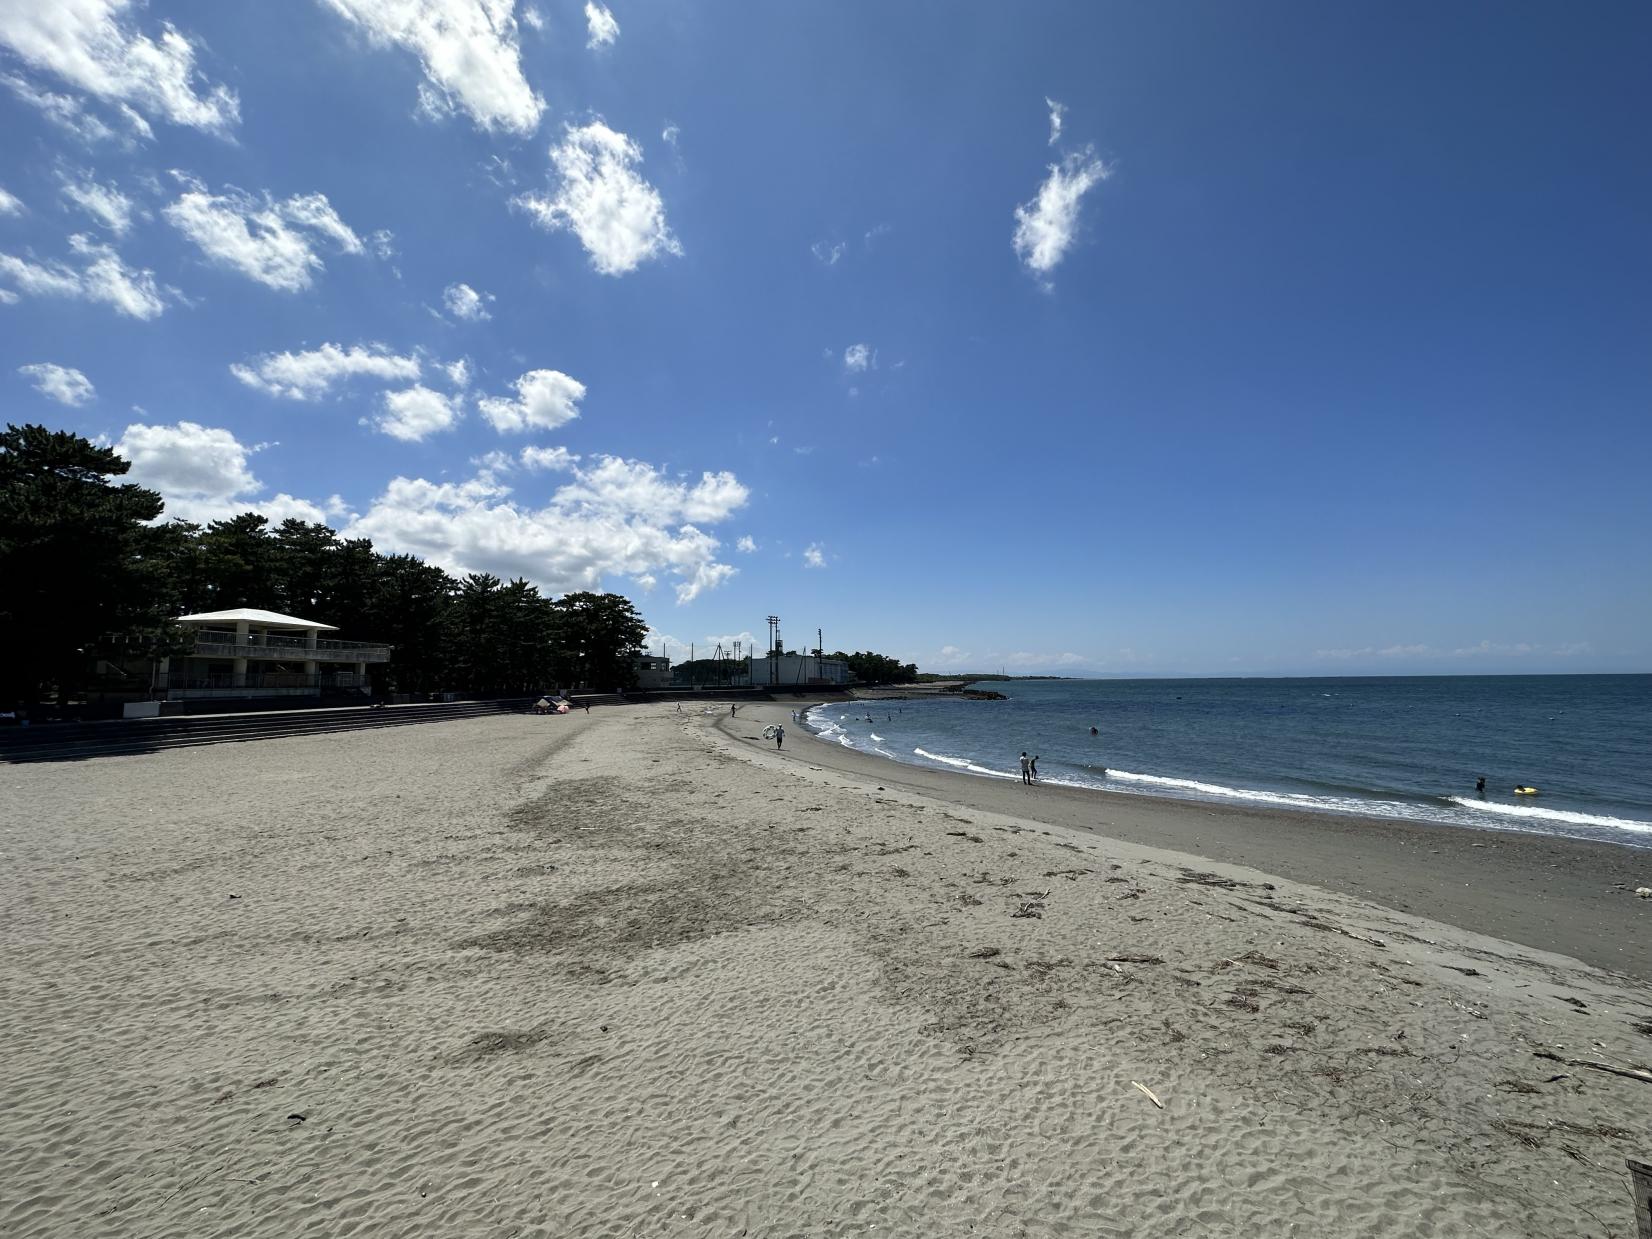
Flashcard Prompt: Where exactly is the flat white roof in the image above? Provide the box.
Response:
[175,608,339,631]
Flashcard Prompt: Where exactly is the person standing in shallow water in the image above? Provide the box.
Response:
[1030,755,1040,780]
[1019,752,1032,785]
[1476,775,1487,795]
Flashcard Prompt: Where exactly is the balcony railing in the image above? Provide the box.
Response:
[159,671,365,691]
[182,628,391,662]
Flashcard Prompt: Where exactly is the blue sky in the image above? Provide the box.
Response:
[2,1,1648,676]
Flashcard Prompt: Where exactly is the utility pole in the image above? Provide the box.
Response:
[766,615,780,687]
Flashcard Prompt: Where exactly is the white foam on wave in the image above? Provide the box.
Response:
[805,705,857,748]
[1446,796,1652,835]
[1106,767,1344,808]
[869,733,883,742]
[913,747,1017,780]
[1097,767,1429,821]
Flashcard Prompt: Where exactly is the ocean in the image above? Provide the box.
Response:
[805,675,1652,847]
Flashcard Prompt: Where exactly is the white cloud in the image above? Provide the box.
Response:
[1045,96,1065,146]
[164,176,366,291]
[513,120,681,276]
[735,535,756,553]
[368,228,396,260]
[520,444,579,471]
[230,342,422,400]
[811,239,845,266]
[0,0,239,135]
[0,234,165,318]
[552,457,749,526]
[0,186,23,215]
[843,342,873,373]
[1012,147,1110,283]
[442,280,493,320]
[803,543,825,568]
[1450,640,1536,658]
[444,357,470,387]
[937,645,970,662]
[521,7,545,32]
[114,420,345,526]
[1555,641,1593,658]
[70,233,165,316]
[346,454,747,603]
[661,123,679,148]
[584,1,619,48]
[115,420,258,513]
[0,252,83,299]
[4,73,116,143]
[278,192,364,254]
[19,362,95,405]
[1313,644,1437,661]
[477,368,586,433]
[320,0,543,136]
[59,173,135,234]
[374,385,461,441]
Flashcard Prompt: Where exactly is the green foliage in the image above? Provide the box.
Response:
[0,424,653,706]
[830,650,918,685]
[549,591,649,691]
[0,424,169,704]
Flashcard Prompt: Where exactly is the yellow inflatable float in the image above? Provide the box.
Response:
[1513,785,1540,796]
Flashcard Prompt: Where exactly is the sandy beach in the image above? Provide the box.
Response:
[4,702,1650,1237]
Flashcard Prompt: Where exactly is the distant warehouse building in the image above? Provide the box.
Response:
[746,651,851,687]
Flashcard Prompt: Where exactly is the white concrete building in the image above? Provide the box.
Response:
[158,608,391,700]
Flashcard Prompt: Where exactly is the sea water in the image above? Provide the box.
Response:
[806,675,1652,847]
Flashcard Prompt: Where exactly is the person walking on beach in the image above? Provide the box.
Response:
[1019,752,1032,785]
[775,724,785,750]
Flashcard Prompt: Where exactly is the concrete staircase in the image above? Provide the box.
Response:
[0,698,539,764]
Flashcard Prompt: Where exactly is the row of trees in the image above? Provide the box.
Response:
[666,649,918,687]
[833,650,919,685]
[0,425,649,708]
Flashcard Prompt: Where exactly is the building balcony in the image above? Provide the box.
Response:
[182,628,391,663]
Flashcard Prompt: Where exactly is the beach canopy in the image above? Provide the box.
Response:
[174,608,340,631]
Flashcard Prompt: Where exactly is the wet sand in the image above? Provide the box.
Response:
[752,701,1652,982]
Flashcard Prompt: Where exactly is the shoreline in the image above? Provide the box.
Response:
[744,700,1652,981]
